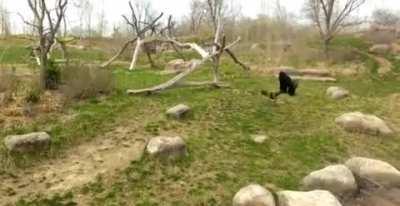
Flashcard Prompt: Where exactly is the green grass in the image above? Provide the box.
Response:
[331,35,370,50]
[11,59,400,205]
[1,36,400,205]
[77,64,399,205]
[0,37,108,64]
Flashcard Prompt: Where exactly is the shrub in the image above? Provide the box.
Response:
[0,66,19,104]
[24,87,41,104]
[60,63,114,100]
[45,60,61,90]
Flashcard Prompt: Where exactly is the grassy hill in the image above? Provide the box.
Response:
[0,36,399,205]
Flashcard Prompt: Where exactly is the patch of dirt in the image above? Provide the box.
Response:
[0,125,148,204]
[0,90,65,129]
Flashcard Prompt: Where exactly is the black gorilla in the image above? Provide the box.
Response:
[261,71,298,99]
[279,71,298,96]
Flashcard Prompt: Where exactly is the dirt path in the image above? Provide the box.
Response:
[0,124,148,204]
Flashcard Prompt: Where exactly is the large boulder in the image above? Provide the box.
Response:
[278,190,342,206]
[335,112,393,136]
[302,165,358,198]
[146,136,187,158]
[4,132,51,153]
[327,87,350,100]
[369,44,391,54]
[345,157,400,188]
[232,184,276,206]
[166,104,191,119]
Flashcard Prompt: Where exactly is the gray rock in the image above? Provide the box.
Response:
[146,136,187,158]
[369,44,391,54]
[345,157,400,188]
[327,87,350,100]
[278,190,342,206]
[4,132,51,153]
[251,135,269,144]
[336,112,393,136]
[166,104,191,119]
[233,184,276,206]
[302,165,358,198]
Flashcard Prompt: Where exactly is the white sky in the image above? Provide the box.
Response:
[3,0,400,33]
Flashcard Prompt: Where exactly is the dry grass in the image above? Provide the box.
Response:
[0,65,65,129]
[364,29,398,44]
[60,63,114,100]
[0,67,20,105]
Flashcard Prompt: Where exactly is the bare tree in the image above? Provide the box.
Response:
[207,0,225,83]
[126,1,249,95]
[96,0,107,37]
[0,0,10,36]
[189,0,207,34]
[372,9,400,27]
[73,0,92,38]
[275,0,288,23]
[100,1,163,69]
[122,0,161,70]
[305,0,366,56]
[23,0,68,89]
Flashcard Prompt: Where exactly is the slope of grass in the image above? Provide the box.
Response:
[1,35,399,205]
[85,65,400,205]
[12,58,400,205]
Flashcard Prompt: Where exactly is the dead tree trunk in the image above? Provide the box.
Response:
[127,37,246,95]
[122,2,164,71]
[143,44,156,68]
[129,37,143,71]
[102,5,163,69]
[207,0,223,84]
[125,9,250,95]
[101,39,136,68]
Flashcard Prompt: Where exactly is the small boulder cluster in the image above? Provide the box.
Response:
[3,104,193,160]
[233,157,400,206]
